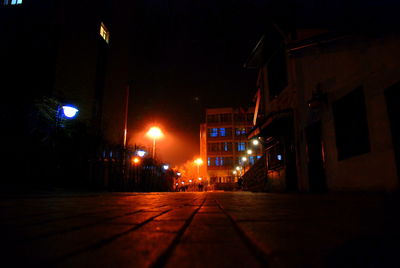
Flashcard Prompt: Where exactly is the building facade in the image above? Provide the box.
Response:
[245,26,400,192]
[200,107,263,190]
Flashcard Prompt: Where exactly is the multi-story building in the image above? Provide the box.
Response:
[200,107,263,190]
[244,23,400,192]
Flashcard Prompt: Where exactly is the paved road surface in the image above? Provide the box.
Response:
[1,192,399,267]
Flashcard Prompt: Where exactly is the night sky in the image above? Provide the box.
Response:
[125,0,399,166]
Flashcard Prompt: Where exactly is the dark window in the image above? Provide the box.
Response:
[268,48,288,98]
[207,143,219,152]
[234,113,246,122]
[207,114,219,123]
[220,114,232,123]
[225,128,232,137]
[332,87,370,160]
[246,113,254,122]
[223,157,233,166]
[209,157,216,166]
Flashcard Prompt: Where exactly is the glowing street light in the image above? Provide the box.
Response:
[198,177,202,181]
[241,156,247,162]
[252,139,260,146]
[177,172,181,176]
[62,105,79,119]
[189,179,192,183]
[163,164,169,170]
[132,157,140,165]
[247,149,253,155]
[233,170,237,175]
[137,150,146,157]
[147,126,163,159]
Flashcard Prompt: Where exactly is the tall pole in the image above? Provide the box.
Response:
[197,165,200,178]
[152,137,156,159]
[123,85,130,149]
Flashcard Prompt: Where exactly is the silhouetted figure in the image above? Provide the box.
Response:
[238,177,243,190]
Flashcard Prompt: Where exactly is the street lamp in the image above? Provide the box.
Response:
[137,150,146,157]
[132,157,140,165]
[61,105,79,119]
[252,139,259,146]
[147,126,163,159]
[194,158,203,178]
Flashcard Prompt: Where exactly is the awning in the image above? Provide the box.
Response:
[247,109,293,139]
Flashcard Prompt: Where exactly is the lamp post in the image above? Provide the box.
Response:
[194,158,203,178]
[147,126,163,159]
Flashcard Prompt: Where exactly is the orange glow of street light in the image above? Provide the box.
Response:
[147,126,163,139]
[132,157,140,165]
[194,158,203,166]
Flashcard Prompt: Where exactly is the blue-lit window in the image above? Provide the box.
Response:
[237,142,246,151]
[249,156,255,165]
[3,0,22,5]
[222,142,232,152]
[215,157,220,166]
[207,157,211,166]
[208,128,218,137]
[219,128,226,137]
[235,127,246,136]
[256,155,261,160]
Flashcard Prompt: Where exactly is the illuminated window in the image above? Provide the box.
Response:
[237,142,246,151]
[235,128,246,136]
[249,156,255,165]
[208,128,218,137]
[219,128,226,137]
[3,0,22,5]
[207,157,211,166]
[222,142,232,152]
[99,22,110,43]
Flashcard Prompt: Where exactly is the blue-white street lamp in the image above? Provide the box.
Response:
[137,150,146,157]
[61,105,79,119]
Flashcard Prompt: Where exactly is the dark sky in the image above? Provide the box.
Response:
[127,0,267,165]
[125,0,399,166]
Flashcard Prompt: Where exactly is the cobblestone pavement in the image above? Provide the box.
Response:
[1,192,399,267]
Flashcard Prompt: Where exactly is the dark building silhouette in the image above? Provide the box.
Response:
[244,23,400,192]
[0,0,132,188]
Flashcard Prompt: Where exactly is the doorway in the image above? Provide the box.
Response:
[306,121,326,192]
